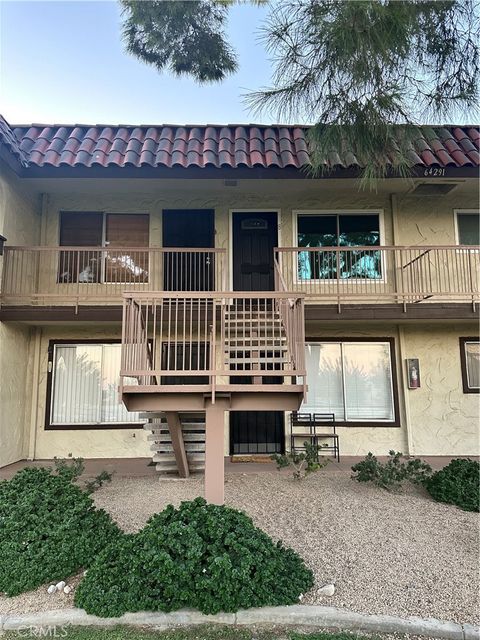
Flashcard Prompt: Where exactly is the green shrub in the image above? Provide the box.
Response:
[351,451,432,491]
[75,497,313,617]
[271,442,329,479]
[53,454,114,494]
[0,466,121,596]
[425,458,480,512]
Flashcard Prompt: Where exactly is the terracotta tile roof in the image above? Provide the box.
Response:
[0,116,28,166]
[3,121,480,170]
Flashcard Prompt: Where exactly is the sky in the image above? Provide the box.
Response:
[0,0,280,126]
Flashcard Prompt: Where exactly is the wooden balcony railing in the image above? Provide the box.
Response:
[1,244,478,308]
[120,291,306,399]
[274,245,480,306]
[0,246,227,305]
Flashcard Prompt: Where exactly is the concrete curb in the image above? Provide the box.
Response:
[0,605,478,639]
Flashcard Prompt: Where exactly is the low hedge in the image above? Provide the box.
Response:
[0,466,121,596]
[425,458,479,512]
[75,497,314,617]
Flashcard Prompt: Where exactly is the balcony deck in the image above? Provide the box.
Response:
[274,245,480,307]
[1,245,478,312]
[119,291,306,413]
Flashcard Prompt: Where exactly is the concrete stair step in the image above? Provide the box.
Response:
[140,412,205,420]
[151,443,206,453]
[155,463,205,473]
[147,432,206,442]
[142,412,206,475]
[153,452,205,463]
[144,423,206,432]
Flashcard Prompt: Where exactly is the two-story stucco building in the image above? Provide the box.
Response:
[0,116,478,502]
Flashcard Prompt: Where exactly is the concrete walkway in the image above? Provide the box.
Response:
[1,605,478,639]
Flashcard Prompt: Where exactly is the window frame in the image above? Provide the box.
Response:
[459,336,480,394]
[292,209,386,284]
[303,336,400,427]
[454,209,480,249]
[45,339,144,430]
[58,211,150,285]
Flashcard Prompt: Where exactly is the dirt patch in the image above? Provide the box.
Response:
[1,469,478,624]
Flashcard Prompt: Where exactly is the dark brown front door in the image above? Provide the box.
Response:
[162,209,215,291]
[233,212,278,291]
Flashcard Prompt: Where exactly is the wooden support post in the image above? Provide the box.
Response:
[204,398,228,504]
[165,411,190,478]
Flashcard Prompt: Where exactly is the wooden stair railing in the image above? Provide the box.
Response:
[120,292,307,398]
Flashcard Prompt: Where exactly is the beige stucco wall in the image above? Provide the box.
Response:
[0,160,40,247]
[0,162,41,466]
[19,178,474,304]
[27,321,479,461]
[401,324,479,456]
[0,323,33,466]
[42,179,394,265]
[394,191,476,245]
[299,321,479,457]
[2,176,478,463]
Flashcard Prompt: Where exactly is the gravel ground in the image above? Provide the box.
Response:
[1,469,478,625]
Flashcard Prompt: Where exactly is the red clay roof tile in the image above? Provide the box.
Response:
[1,122,477,171]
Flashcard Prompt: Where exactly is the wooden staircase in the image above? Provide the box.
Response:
[142,412,206,474]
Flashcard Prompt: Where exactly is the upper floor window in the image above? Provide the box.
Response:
[459,337,480,394]
[58,212,149,284]
[455,211,479,246]
[296,212,382,280]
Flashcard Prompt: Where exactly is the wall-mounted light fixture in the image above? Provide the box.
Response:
[406,358,420,389]
[0,235,6,256]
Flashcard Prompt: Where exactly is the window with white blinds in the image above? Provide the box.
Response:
[50,343,140,426]
[303,341,395,423]
[460,338,480,393]
[465,342,480,389]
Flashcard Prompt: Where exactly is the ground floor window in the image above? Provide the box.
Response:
[303,339,398,425]
[47,341,140,428]
[460,337,480,393]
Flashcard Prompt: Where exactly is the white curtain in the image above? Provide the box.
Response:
[302,342,394,422]
[51,344,139,425]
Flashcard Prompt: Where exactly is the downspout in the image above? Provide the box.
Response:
[391,193,414,456]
